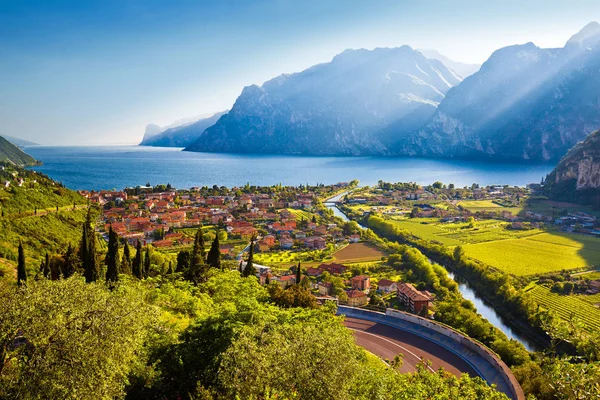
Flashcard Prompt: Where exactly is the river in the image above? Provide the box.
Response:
[326,196,539,351]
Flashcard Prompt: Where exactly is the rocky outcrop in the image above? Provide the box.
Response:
[544,130,600,205]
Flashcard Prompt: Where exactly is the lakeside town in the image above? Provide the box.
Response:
[78,179,600,315]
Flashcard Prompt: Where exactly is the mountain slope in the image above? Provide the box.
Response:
[2,135,39,147]
[544,130,600,205]
[0,135,39,166]
[404,22,600,161]
[417,49,481,78]
[140,111,227,147]
[185,46,461,156]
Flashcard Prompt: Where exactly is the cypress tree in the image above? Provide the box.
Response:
[242,236,256,278]
[193,225,206,261]
[79,221,89,276]
[143,247,151,278]
[82,209,99,283]
[17,239,26,286]
[105,226,119,284]
[206,231,221,270]
[295,262,302,285]
[176,250,190,273]
[132,241,143,279]
[63,243,76,278]
[122,241,132,275]
[184,227,208,284]
[43,252,50,278]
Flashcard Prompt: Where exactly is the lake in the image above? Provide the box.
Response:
[26,146,554,191]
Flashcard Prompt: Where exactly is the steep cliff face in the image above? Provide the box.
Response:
[185,46,461,155]
[544,130,600,205]
[402,22,600,161]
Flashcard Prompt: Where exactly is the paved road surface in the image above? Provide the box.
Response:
[345,317,478,376]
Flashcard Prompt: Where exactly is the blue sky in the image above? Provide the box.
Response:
[1,0,598,145]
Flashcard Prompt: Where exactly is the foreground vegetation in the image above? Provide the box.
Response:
[0,271,512,400]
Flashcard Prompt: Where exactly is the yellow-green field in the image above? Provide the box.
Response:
[388,219,462,246]
[458,200,523,215]
[524,283,600,332]
[382,216,600,276]
[462,236,600,276]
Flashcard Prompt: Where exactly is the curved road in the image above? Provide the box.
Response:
[345,317,478,377]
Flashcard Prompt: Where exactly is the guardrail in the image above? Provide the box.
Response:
[338,306,524,400]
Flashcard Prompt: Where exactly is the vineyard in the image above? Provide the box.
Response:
[524,283,600,332]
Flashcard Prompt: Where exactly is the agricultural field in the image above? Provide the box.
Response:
[462,235,600,276]
[387,219,462,246]
[332,242,386,263]
[458,200,523,215]
[381,215,600,276]
[524,283,600,332]
[254,249,334,268]
[286,208,321,223]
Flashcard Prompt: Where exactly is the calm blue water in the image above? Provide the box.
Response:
[25,146,554,191]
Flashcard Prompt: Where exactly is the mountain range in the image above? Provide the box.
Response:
[2,135,39,148]
[140,111,227,147]
[0,135,39,166]
[185,46,462,155]
[140,22,600,163]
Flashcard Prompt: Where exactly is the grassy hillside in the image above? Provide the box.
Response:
[0,135,39,166]
[0,165,89,279]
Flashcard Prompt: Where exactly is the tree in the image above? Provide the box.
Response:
[121,241,132,275]
[143,247,151,278]
[17,239,26,286]
[453,246,465,263]
[62,243,76,278]
[184,227,209,284]
[242,236,256,278]
[0,278,154,399]
[81,209,99,283]
[176,250,190,273]
[207,231,221,270]
[43,252,50,278]
[132,241,143,279]
[105,226,120,284]
[295,262,302,285]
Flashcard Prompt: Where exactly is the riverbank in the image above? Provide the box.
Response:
[332,203,546,351]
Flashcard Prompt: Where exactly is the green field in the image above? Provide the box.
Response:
[383,216,600,276]
[462,236,600,276]
[388,219,462,246]
[458,200,523,215]
[525,283,600,332]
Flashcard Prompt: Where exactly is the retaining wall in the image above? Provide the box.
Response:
[338,306,524,400]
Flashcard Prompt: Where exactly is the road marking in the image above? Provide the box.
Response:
[349,328,436,372]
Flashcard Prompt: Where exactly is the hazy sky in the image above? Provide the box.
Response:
[1,0,598,145]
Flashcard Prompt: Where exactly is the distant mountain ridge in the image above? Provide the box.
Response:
[400,22,600,161]
[544,129,600,206]
[417,49,481,78]
[140,111,227,147]
[185,46,462,155]
[2,135,39,148]
[0,135,39,166]
[178,22,600,162]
